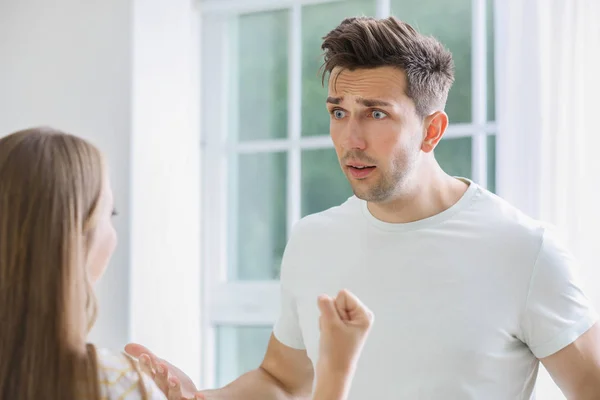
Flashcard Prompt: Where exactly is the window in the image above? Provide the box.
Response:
[199,0,495,388]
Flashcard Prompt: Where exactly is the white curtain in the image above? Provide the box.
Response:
[495,0,600,398]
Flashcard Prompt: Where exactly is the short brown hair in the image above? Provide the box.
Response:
[321,16,455,118]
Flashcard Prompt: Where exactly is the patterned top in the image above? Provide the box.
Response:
[95,348,166,400]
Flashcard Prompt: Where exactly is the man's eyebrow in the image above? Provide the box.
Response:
[325,96,393,107]
[358,98,393,107]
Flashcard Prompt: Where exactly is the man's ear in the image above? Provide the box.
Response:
[421,111,449,153]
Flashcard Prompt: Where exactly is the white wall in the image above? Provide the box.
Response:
[0,3,203,385]
[495,2,600,398]
[130,0,202,385]
[0,0,132,350]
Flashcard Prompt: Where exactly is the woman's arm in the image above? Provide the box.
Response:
[312,365,353,400]
[311,290,374,400]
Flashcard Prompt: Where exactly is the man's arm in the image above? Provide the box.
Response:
[542,323,600,400]
[203,290,373,400]
[129,290,372,400]
[199,334,314,400]
[127,334,313,400]
[520,227,600,399]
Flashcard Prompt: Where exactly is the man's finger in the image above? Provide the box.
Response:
[195,389,215,399]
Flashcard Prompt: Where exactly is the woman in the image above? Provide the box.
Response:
[0,127,165,399]
[0,127,373,400]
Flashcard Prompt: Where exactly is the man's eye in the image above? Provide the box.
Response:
[372,110,387,119]
[333,109,346,119]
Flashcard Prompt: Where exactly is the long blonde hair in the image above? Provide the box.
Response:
[0,127,131,399]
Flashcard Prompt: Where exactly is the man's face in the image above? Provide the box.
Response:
[327,66,425,202]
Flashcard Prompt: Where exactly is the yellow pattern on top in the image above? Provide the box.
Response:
[94,348,166,400]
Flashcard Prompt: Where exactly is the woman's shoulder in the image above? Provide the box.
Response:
[94,347,166,400]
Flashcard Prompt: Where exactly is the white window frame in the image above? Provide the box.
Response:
[199,0,494,388]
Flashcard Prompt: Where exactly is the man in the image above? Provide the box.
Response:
[127,16,600,399]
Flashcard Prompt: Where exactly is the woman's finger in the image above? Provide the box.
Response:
[139,354,155,379]
[318,294,342,324]
[167,377,184,400]
[154,360,170,394]
[335,289,374,324]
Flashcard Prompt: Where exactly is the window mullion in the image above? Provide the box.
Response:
[471,0,488,188]
[200,13,234,389]
[376,0,391,18]
[227,17,240,282]
[287,3,302,235]
[202,0,345,15]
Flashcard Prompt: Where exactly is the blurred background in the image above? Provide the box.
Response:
[1,0,598,398]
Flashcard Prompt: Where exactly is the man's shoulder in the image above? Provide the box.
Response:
[292,195,361,235]
[466,187,555,262]
[471,187,547,234]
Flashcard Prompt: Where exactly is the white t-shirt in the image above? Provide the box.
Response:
[273,179,598,400]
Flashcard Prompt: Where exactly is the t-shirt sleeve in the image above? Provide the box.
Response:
[272,224,306,350]
[521,228,599,359]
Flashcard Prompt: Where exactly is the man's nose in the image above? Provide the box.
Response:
[342,119,366,150]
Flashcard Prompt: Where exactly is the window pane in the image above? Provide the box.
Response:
[301,0,377,137]
[234,10,288,141]
[301,148,353,217]
[390,0,472,123]
[229,152,287,280]
[487,0,495,121]
[435,137,472,179]
[215,326,272,387]
[487,134,496,193]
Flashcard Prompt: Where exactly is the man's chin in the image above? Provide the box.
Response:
[351,187,375,202]
[347,174,390,201]
[350,183,392,203]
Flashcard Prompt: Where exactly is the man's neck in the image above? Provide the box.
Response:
[366,166,469,224]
